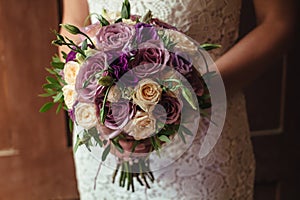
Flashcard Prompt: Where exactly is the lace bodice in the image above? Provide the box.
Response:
[73,0,255,199]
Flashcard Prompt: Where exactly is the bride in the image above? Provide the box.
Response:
[60,0,295,199]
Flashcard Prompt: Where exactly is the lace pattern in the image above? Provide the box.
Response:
[73,0,255,199]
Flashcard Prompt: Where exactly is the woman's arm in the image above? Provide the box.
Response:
[216,0,296,93]
[59,0,90,57]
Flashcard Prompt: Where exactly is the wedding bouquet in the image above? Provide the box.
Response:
[40,0,221,192]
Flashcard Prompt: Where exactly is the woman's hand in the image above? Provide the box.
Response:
[59,0,90,58]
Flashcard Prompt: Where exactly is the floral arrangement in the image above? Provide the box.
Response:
[40,0,219,192]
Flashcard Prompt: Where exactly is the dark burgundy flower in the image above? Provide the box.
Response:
[153,92,182,124]
[167,52,193,75]
[185,69,205,96]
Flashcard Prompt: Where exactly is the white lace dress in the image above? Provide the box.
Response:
[73,0,255,199]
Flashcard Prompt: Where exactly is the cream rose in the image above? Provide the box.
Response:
[63,61,80,85]
[62,85,77,109]
[132,79,162,111]
[75,103,97,129]
[124,111,156,140]
[107,85,121,102]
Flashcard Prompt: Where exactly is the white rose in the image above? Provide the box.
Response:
[63,61,80,85]
[75,103,97,129]
[62,85,77,109]
[124,111,156,140]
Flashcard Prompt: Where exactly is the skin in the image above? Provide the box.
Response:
[60,0,296,151]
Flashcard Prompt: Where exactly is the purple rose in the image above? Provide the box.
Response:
[130,40,170,78]
[95,23,135,51]
[153,92,182,124]
[134,23,159,44]
[95,94,135,130]
[167,52,193,75]
[150,18,177,30]
[75,52,107,102]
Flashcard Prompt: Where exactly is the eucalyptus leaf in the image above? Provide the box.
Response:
[81,39,88,51]
[178,130,186,144]
[53,92,63,103]
[200,43,222,51]
[102,144,111,161]
[73,134,82,153]
[98,76,114,86]
[181,126,193,136]
[88,127,103,147]
[100,86,112,124]
[158,135,171,143]
[111,139,124,153]
[39,102,54,112]
[121,0,130,19]
[56,102,63,114]
[98,15,110,26]
[181,86,197,110]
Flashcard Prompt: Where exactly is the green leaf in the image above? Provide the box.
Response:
[46,76,59,84]
[158,135,171,143]
[181,86,197,110]
[56,102,63,114]
[43,83,62,90]
[141,10,152,23]
[81,39,88,51]
[111,139,124,153]
[102,144,111,161]
[38,92,55,97]
[100,86,112,124]
[45,67,56,75]
[53,91,63,103]
[121,0,130,19]
[115,18,123,23]
[181,126,193,136]
[131,140,139,153]
[200,44,222,51]
[88,127,103,147]
[73,134,82,153]
[39,102,54,112]
[68,118,73,133]
[61,51,67,60]
[97,15,110,26]
[98,76,114,86]
[60,24,81,35]
[178,130,186,144]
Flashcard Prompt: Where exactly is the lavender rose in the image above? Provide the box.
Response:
[153,92,182,124]
[130,40,170,78]
[95,22,135,51]
[95,92,135,130]
[134,23,159,44]
[75,52,107,102]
